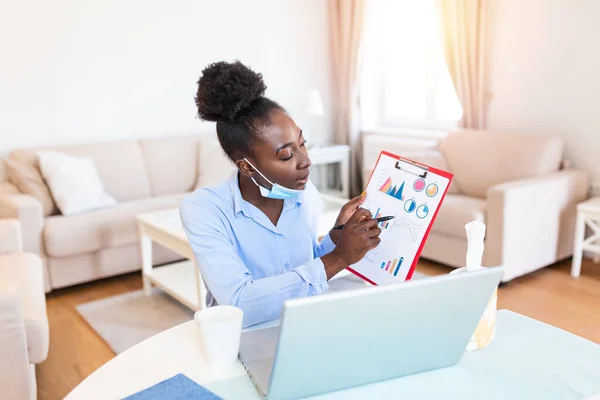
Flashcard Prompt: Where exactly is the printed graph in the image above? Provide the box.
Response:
[392,218,423,242]
[372,207,392,229]
[380,257,404,276]
[378,177,405,201]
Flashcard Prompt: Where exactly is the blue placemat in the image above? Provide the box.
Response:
[122,373,222,400]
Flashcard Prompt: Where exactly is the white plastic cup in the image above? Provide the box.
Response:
[194,306,244,368]
[450,266,498,351]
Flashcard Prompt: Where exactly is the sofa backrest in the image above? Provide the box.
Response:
[4,135,235,203]
[195,137,236,189]
[439,129,563,198]
[139,137,199,197]
[362,134,439,189]
[9,140,152,202]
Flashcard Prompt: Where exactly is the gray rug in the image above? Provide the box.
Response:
[76,288,194,354]
[76,271,429,355]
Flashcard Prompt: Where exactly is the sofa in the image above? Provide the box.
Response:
[0,136,235,292]
[362,130,589,282]
[0,219,49,399]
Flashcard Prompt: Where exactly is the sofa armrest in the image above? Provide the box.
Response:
[0,282,34,400]
[0,253,49,365]
[0,219,23,255]
[486,169,589,281]
[0,194,44,256]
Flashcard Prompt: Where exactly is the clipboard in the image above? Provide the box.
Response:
[346,151,454,286]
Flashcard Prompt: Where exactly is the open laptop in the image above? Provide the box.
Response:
[239,267,504,400]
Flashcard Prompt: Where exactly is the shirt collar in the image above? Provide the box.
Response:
[229,170,304,216]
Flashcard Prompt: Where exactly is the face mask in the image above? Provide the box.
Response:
[243,158,304,200]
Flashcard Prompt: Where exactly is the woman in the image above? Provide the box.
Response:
[180,61,381,328]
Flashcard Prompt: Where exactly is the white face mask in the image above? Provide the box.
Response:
[243,158,304,200]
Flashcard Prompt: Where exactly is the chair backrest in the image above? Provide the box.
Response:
[439,129,563,198]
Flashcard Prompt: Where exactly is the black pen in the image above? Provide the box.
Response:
[332,216,395,230]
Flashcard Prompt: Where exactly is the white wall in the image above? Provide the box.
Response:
[0,0,332,151]
[487,0,600,188]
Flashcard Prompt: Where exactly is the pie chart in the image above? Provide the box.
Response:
[404,199,416,213]
[416,204,429,219]
[413,178,426,192]
[426,183,438,197]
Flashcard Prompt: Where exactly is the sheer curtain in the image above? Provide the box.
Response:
[329,0,367,197]
[360,0,463,131]
[436,0,490,129]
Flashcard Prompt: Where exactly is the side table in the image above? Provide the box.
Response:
[309,144,351,199]
[571,196,600,277]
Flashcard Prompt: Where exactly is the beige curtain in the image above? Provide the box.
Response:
[329,0,366,197]
[436,0,490,129]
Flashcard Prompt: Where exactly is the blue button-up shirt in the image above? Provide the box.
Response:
[179,171,335,327]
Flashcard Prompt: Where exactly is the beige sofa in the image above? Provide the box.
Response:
[363,130,589,282]
[0,136,234,292]
[0,219,49,399]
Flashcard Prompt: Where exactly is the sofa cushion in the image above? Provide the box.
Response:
[0,182,19,196]
[10,140,152,202]
[195,138,236,189]
[43,194,182,258]
[4,159,58,216]
[432,194,486,239]
[139,137,198,197]
[439,130,563,198]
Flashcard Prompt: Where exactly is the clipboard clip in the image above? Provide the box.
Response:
[395,159,429,178]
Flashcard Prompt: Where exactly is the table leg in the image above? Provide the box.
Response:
[141,233,153,295]
[571,213,585,278]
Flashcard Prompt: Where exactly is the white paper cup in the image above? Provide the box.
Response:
[450,266,497,351]
[194,306,243,368]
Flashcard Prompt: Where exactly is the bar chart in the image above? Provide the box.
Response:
[380,256,404,276]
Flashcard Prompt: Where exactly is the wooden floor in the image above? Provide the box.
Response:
[37,258,600,400]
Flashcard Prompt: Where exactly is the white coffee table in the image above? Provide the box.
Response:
[64,310,600,399]
[136,194,348,312]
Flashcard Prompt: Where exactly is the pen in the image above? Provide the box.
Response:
[332,216,395,230]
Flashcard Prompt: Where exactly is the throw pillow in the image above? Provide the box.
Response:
[4,158,59,216]
[36,151,116,215]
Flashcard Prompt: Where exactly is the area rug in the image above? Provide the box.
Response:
[76,271,429,355]
[76,288,194,354]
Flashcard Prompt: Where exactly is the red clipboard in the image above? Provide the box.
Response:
[346,151,454,285]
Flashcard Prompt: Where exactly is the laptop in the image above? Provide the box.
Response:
[238,266,504,400]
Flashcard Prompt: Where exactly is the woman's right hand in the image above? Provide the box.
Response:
[334,208,381,264]
[322,208,381,279]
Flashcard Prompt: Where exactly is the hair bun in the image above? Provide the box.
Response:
[195,61,267,122]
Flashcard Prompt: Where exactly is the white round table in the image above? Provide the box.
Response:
[65,319,265,399]
[66,272,366,399]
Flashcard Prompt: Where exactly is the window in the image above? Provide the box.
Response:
[360,0,463,130]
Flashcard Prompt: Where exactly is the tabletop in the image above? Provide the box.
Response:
[65,310,600,400]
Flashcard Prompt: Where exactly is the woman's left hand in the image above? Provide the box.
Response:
[329,192,367,243]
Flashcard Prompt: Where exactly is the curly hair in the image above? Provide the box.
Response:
[195,61,284,161]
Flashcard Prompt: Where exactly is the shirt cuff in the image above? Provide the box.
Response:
[293,258,329,294]
[319,233,336,256]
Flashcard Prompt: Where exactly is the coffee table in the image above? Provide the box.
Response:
[136,194,348,311]
[65,310,600,399]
